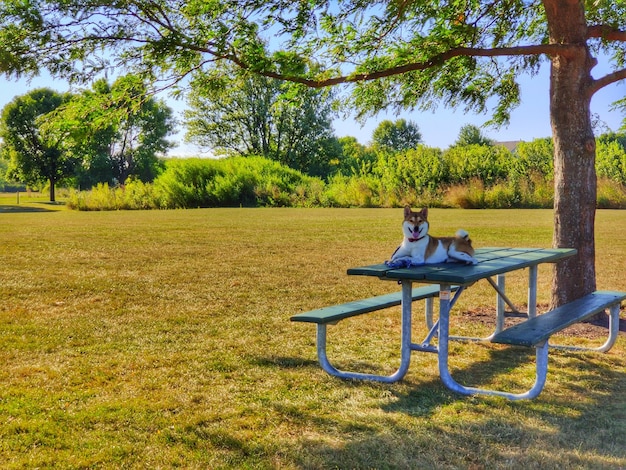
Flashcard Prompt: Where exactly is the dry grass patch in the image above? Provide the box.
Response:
[0,207,624,468]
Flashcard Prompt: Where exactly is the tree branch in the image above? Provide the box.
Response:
[226,44,572,88]
[587,24,626,42]
[589,68,626,96]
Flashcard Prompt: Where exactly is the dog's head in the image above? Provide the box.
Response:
[402,206,429,241]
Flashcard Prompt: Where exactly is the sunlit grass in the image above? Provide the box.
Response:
[0,207,624,468]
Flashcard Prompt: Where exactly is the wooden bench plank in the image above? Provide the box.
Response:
[491,291,626,347]
[291,284,453,325]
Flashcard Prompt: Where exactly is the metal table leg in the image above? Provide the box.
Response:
[314,280,414,382]
[437,282,550,400]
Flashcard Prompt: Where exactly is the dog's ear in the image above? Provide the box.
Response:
[403,205,412,218]
[420,207,429,219]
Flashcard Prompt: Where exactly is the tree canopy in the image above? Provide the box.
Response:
[0,88,76,201]
[454,124,494,147]
[44,75,174,187]
[1,0,626,305]
[372,119,422,152]
[184,66,339,177]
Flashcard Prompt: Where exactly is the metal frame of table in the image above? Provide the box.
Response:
[333,247,578,399]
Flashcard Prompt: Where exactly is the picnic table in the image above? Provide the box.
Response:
[292,247,626,400]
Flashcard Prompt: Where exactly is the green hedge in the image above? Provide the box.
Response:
[64,138,626,210]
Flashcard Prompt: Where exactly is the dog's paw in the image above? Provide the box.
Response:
[385,256,422,268]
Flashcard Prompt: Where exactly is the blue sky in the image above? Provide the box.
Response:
[1,62,624,156]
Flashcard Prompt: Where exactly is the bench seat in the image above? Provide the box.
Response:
[291,284,454,325]
[491,290,626,347]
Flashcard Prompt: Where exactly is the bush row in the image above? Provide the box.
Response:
[66,156,330,210]
[66,151,626,210]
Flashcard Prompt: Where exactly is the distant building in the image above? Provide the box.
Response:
[495,140,523,152]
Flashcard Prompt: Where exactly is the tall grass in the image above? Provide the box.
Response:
[0,208,625,468]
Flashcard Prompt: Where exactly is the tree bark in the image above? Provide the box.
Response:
[49,178,56,202]
[545,0,597,307]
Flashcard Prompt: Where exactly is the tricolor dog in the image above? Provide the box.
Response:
[389,206,477,265]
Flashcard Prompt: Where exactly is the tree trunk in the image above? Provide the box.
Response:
[49,178,56,202]
[545,0,597,308]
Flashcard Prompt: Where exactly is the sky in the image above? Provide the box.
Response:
[1,61,624,157]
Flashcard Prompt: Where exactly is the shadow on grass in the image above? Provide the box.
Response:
[382,345,534,415]
[248,355,320,369]
[265,347,626,468]
[0,204,55,213]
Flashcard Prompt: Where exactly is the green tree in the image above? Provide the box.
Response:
[372,119,422,152]
[184,67,339,177]
[47,76,174,187]
[0,88,76,201]
[454,125,494,147]
[0,157,8,190]
[2,1,626,304]
[333,136,377,176]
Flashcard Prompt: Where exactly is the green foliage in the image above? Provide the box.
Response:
[372,119,422,152]
[63,135,626,211]
[66,180,159,211]
[1,0,622,129]
[445,175,554,209]
[443,144,511,185]
[512,138,554,180]
[0,160,27,191]
[332,136,377,176]
[325,173,381,207]
[373,145,446,206]
[184,66,339,177]
[453,124,494,147]
[46,75,174,188]
[597,178,626,208]
[153,156,326,209]
[0,88,76,201]
[596,138,626,184]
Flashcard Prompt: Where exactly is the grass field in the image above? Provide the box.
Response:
[1,206,625,469]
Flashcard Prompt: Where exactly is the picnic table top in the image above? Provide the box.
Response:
[347,247,577,286]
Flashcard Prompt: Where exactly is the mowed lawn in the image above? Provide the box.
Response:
[1,206,625,469]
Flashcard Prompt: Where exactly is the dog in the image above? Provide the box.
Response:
[389,206,478,265]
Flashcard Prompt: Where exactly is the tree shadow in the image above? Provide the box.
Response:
[264,346,626,468]
[0,205,55,213]
[247,355,320,369]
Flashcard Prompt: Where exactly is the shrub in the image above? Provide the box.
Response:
[153,156,326,208]
[65,181,159,210]
[597,178,626,209]
[444,178,486,208]
[153,158,223,208]
[443,144,512,185]
[375,145,447,193]
[483,183,518,208]
[596,139,626,185]
[512,138,554,180]
[325,173,380,207]
[63,139,626,210]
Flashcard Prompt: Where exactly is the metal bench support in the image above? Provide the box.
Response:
[437,282,551,400]
[314,281,416,382]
